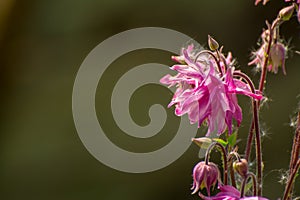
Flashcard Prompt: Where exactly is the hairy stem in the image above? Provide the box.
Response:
[252,100,262,196]
[283,159,300,200]
[240,172,258,198]
[244,18,281,161]
[286,111,300,199]
[233,71,262,195]
[245,122,255,161]
[205,142,228,185]
[289,112,300,173]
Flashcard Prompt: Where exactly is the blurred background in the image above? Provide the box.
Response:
[0,0,300,199]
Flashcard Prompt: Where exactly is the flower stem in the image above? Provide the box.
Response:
[244,18,281,161]
[252,100,262,196]
[240,172,258,198]
[228,151,241,188]
[205,142,228,185]
[245,122,255,161]
[233,71,262,195]
[244,23,272,161]
[229,161,237,188]
[285,111,300,199]
[289,112,300,174]
[283,159,300,200]
[195,50,223,77]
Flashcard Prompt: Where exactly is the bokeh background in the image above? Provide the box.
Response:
[0,0,300,199]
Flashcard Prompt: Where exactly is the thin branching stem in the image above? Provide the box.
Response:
[240,172,258,198]
[195,50,223,77]
[283,159,300,200]
[233,71,262,196]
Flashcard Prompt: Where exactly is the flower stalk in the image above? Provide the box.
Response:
[283,159,300,200]
[233,71,263,196]
[205,142,228,185]
[240,172,258,198]
[245,15,287,161]
[283,111,300,199]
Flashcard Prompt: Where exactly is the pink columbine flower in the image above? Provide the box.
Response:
[191,161,220,196]
[269,42,287,75]
[248,42,287,75]
[199,185,269,200]
[160,45,262,136]
[248,43,266,70]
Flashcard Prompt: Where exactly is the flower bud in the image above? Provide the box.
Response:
[192,137,212,149]
[233,158,248,178]
[191,161,220,196]
[279,4,295,21]
[208,35,219,51]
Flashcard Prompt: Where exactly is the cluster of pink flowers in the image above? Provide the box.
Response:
[199,185,268,200]
[191,160,269,199]
[159,1,300,199]
[248,31,288,75]
[160,45,262,136]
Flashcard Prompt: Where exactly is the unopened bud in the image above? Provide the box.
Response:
[192,161,220,196]
[279,4,295,21]
[208,35,219,51]
[233,158,248,178]
[192,137,212,149]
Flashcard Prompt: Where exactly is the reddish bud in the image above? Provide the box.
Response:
[233,158,248,178]
[191,161,220,196]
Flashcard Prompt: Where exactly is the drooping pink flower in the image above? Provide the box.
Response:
[199,185,269,200]
[191,161,220,196]
[161,45,262,136]
[248,43,266,70]
[248,42,287,75]
[269,42,287,75]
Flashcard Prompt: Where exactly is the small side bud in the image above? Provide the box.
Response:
[279,4,295,21]
[208,35,219,51]
[192,137,212,149]
[233,158,248,178]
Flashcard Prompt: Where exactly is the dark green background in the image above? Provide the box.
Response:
[0,0,300,199]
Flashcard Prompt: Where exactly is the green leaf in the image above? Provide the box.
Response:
[212,138,228,147]
[228,132,237,147]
